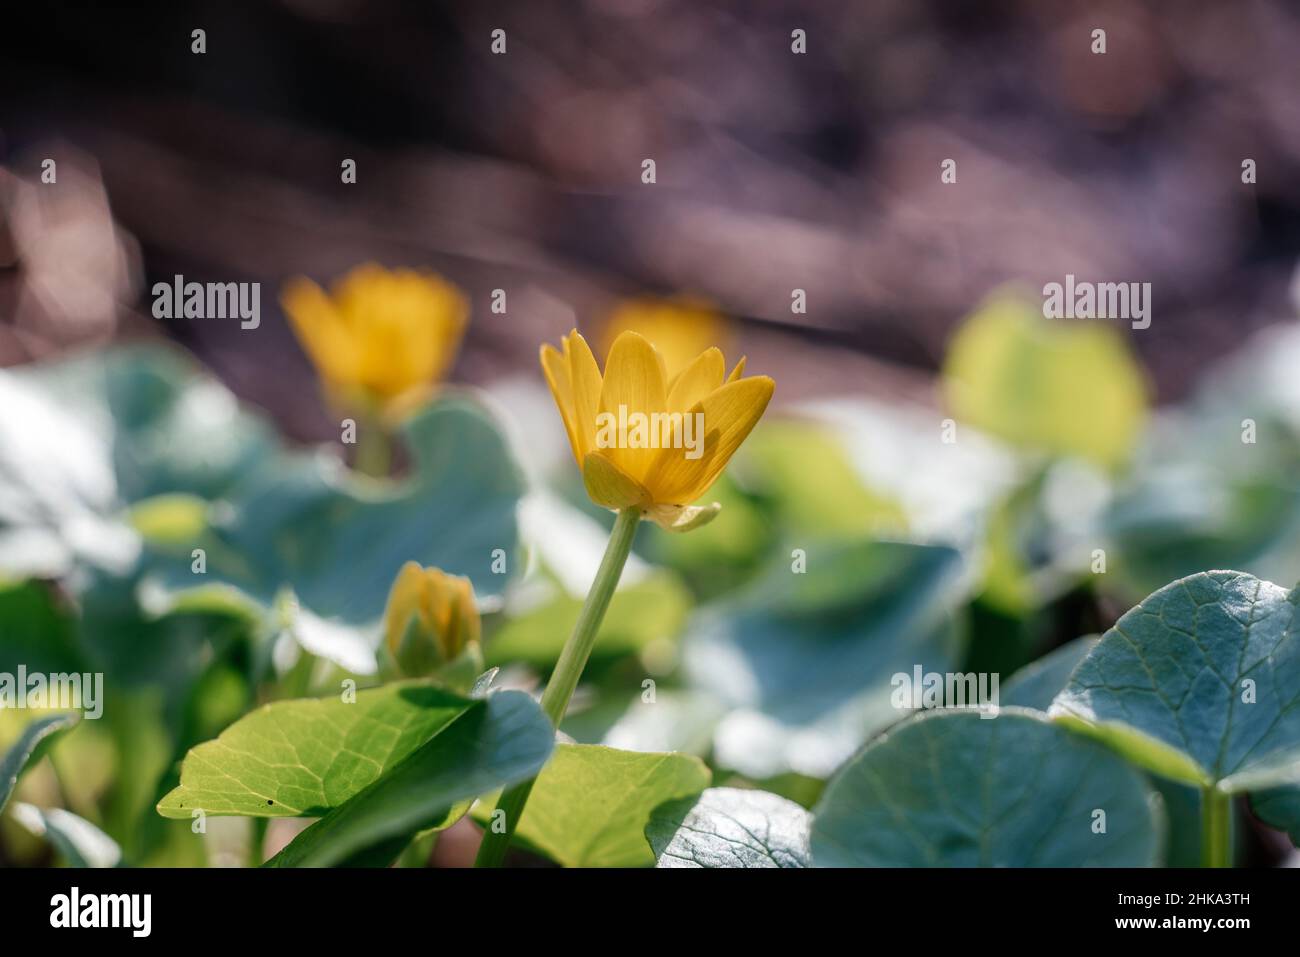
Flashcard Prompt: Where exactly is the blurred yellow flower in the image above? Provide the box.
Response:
[541,328,774,532]
[600,298,731,380]
[281,263,468,414]
[382,562,481,677]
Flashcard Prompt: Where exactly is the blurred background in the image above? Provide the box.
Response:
[5,0,1300,869]
[3,0,1299,433]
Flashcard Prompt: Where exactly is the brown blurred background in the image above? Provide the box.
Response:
[2,0,1299,439]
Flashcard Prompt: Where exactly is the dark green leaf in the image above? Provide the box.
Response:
[1050,571,1300,792]
[811,709,1161,866]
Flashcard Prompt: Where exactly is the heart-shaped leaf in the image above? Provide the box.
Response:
[1050,571,1300,793]
[475,743,710,867]
[1000,635,1205,865]
[266,690,553,867]
[646,787,811,868]
[159,682,481,818]
[810,709,1161,866]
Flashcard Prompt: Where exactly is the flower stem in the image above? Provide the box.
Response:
[353,417,392,478]
[1201,786,1231,868]
[475,507,641,867]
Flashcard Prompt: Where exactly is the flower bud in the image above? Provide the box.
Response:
[382,563,481,677]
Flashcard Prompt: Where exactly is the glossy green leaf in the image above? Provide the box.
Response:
[476,743,710,867]
[942,296,1147,469]
[266,690,553,867]
[999,635,1204,864]
[647,787,811,868]
[1,713,79,813]
[158,682,477,818]
[1050,571,1300,793]
[682,538,968,778]
[11,803,121,868]
[810,709,1161,866]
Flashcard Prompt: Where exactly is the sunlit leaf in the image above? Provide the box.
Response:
[647,787,811,868]
[943,296,1147,469]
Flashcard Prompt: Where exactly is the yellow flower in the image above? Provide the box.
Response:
[382,563,481,677]
[281,263,468,414]
[541,328,774,532]
[600,298,731,380]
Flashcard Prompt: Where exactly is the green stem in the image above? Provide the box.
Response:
[1201,787,1231,868]
[475,507,642,867]
[353,417,392,478]
[249,816,268,868]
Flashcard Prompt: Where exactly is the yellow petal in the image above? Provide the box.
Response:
[647,502,721,533]
[566,330,603,461]
[281,277,356,387]
[583,451,651,510]
[666,348,725,413]
[382,561,428,659]
[541,342,583,465]
[726,356,747,382]
[597,331,667,482]
[645,375,775,504]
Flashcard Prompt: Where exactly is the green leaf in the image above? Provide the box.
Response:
[1001,637,1098,711]
[487,572,690,670]
[682,538,968,778]
[647,787,811,868]
[1249,786,1300,846]
[1000,635,1205,864]
[10,803,121,867]
[942,296,1147,469]
[158,682,478,818]
[810,709,1161,866]
[1050,571,1300,793]
[0,344,275,579]
[476,743,711,867]
[739,422,907,539]
[149,395,525,628]
[0,581,86,674]
[1,713,79,813]
[266,690,553,867]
